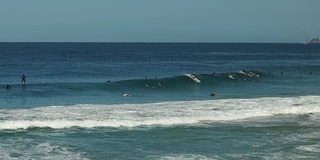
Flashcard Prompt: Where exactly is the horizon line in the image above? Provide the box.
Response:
[0,41,306,44]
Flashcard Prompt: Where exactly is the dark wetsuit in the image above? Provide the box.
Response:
[6,85,11,89]
[21,74,26,84]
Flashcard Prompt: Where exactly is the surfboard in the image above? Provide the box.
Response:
[228,75,236,80]
[248,72,259,77]
[184,74,201,83]
[239,71,253,77]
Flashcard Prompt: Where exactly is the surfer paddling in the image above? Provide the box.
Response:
[210,93,218,97]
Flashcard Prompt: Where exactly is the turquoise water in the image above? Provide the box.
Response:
[1,43,320,159]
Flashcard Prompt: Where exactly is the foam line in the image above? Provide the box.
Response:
[1,96,320,130]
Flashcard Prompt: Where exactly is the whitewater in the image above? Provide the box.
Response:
[1,96,320,130]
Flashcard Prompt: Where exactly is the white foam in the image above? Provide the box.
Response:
[153,154,213,160]
[0,141,88,160]
[296,144,320,153]
[1,96,320,130]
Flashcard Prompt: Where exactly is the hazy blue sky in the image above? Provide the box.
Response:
[0,0,319,43]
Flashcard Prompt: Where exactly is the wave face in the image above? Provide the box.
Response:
[0,70,263,89]
[1,95,320,130]
[104,70,264,90]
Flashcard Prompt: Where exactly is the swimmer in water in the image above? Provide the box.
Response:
[210,93,218,97]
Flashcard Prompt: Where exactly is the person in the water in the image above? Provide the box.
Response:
[21,74,27,85]
[210,93,217,97]
[158,82,164,87]
[5,84,12,89]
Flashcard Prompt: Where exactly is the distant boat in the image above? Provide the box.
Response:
[305,38,320,45]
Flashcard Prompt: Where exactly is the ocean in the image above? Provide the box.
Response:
[1,43,320,159]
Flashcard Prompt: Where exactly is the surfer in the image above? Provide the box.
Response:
[145,83,155,89]
[210,93,218,97]
[5,84,12,89]
[228,74,238,81]
[185,74,201,83]
[158,82,164,87]
[123,93,131,97]
[21,74,27,85]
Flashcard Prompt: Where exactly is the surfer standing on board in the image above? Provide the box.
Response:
[21,74,27,85]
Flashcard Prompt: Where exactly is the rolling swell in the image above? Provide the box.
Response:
[112,70,260,91]
[101,70,264,91]
[1,70,264,93]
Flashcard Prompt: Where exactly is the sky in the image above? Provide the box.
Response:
[0,0,319,43]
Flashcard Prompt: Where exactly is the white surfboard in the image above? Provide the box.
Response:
[184,74,201,83]
[228,75,236,80]
[248,72,259,77]
[239,71,253,77]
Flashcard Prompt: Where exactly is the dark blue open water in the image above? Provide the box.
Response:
[1,43,320,159]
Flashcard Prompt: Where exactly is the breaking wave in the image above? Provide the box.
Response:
[1,95,320,130]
